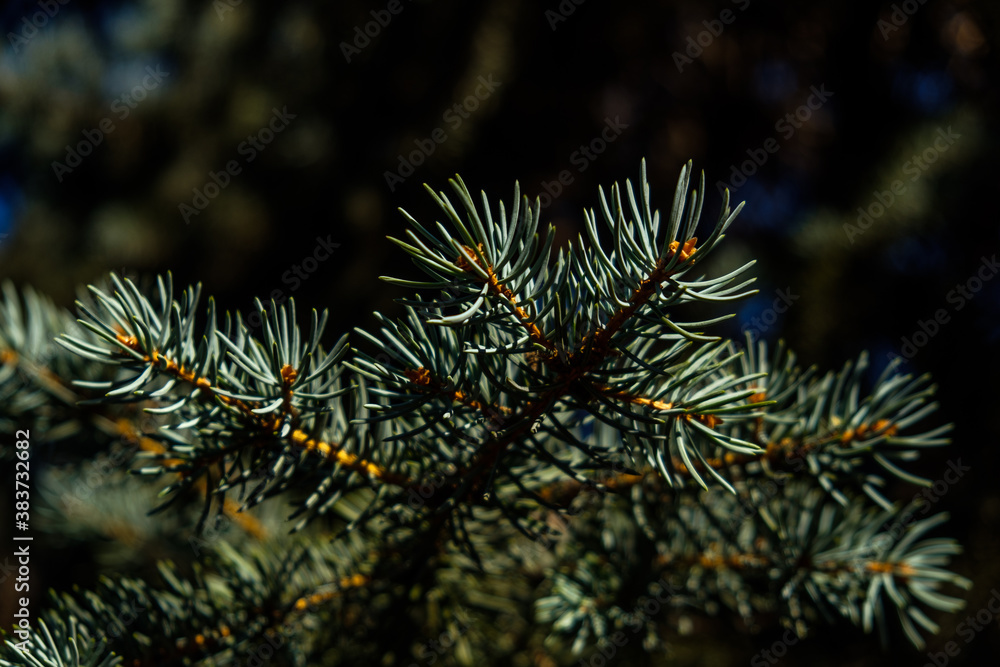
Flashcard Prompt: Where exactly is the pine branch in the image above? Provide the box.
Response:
[0,159,971,665]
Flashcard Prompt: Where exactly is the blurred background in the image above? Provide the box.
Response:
[0,0,998,664]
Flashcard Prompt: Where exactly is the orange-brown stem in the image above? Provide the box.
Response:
[112,337,405,485]
[456,244,553,350]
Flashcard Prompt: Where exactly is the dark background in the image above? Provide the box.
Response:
[0,0,998,665]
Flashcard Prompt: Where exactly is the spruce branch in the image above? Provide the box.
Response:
[360,160,770,516]
[55,276,409,532]
[0,159,972,665]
